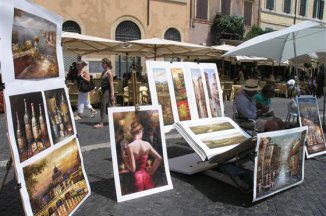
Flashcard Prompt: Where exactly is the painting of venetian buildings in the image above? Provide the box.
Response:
[190,68,208,118]
[298,97,326,155]
[204,69,222,117]
[171,68,191,121]
[255,131,306,200]
[152,68,174,125]
[12,8,59,79]
[23,139,89,216]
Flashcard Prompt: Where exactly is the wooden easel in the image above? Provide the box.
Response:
[130,69,140,111]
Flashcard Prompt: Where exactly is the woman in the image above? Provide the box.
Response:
[93,58,115,128]
[122,121,162,192]
[75,61,97,120]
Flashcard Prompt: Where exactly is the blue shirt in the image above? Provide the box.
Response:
[234,90,257,119]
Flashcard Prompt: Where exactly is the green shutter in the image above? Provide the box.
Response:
[299,0,306,16]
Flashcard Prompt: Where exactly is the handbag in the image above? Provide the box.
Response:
[79,77,95,92]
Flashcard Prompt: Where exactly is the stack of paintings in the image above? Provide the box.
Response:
[0,1,90,215]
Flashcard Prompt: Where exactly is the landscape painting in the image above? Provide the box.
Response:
[171,67,191,121]
[253,128,307,202]
[23,138,90,216]
[12,8,59,79]
[297,96,326,158]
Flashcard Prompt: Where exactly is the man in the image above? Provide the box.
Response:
[234,79,283,132]
[254,84,275,117]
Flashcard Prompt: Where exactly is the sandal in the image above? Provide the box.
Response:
[74,116,82,120]
[93,123,104,129]
[90,111,97,118]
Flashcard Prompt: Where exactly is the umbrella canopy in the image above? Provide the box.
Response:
[114,37,208,60]
[223,20,326,63]
[289,51,326,66]
[61,31,123,56]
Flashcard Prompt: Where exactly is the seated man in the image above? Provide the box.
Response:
[234,79,283,133]
[254,84,275,117]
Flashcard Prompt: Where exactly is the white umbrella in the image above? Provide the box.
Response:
[223,20,326,63]
[61,31,123,56]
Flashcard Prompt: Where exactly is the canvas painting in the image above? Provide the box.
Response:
[189,122,234,135]
[9,91,51,163]
[45,88,74,144]
[170,67,192,121]
[297,96,326,158]
[12,8,59,79]
[108,105,173,202]
[189,68,208,118]
[200,131,248,149]
[253,127,307,202]
[203,67,223,117]
[23,138,90,216]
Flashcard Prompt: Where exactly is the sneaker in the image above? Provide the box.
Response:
[90,111,97,118]
[74,116,82,120]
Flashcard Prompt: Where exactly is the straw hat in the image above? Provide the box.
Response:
[243,79,260,91]
[130,121,143,135]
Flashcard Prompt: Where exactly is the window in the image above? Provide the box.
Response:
[284,0,292,13]
[164,28,181,41]
[221,0,231,15]
[299,0,307,16]
[266,0,274,10]
[115,21,141,78]
[313,0,324,19]
[62,20,81,34]
[196,0,208,20]
[243,2,253,26]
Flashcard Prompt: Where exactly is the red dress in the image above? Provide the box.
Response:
[133,155,154,192]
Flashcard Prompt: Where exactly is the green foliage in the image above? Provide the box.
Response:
[211,12,244,45]
[24,159,47,198]
[245,25,275,40]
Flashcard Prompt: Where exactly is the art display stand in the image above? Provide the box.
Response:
[0,157,13,193]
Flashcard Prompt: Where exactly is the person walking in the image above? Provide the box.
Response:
[75,61,97,120]
[93,58,115,128]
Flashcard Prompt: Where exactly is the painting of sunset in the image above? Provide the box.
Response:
[23,139,89,216]
[12,8,59,79]
[152,68,174,125]
[190,68,208,118]
[171,68,191,121]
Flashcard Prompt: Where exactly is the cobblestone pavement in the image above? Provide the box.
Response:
[1,98,326,215]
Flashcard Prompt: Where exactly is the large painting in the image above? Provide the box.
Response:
[297,96,326,158]
[108,105,173,202]
[253,127,307,202]
[12,8,59,79]
[23,138,90,216]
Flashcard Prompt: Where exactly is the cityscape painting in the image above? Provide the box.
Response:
[190,68,208,118]
[12,8,59,79]
[297,96,326,158]
[23,138,90,216]
[9,92,51,163]
[171,67,191,121]
[204,68,223,117]
[152,68,174,125]
[108,106,173,202]
[253,128,307,202]
[45,88,74,144]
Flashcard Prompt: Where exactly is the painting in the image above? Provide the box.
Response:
[108,105,173,202]
[201,132,248,149]
[9,92,51,162]
[297,96,326,158]
[170,67,191,121]
[189,122,234,135]
[45,88,74,144]
[23,138,90,216]
[12,8,59,79]
[190,68,208,118]
[253,127,307,202]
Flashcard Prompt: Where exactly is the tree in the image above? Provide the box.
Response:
[245,25,274,40]
[211,13,244,45]
[24,159,47,198]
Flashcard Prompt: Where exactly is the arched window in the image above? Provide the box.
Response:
[164,28,181,41]
[62,21,81,73]
[62,20,81,34]
[115,21,141,79]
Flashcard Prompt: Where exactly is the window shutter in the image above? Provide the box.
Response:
[313,0,317,18]
[299,0,306,16]
[318,0,324,19]
[196,0,208,20]
[284,0,292,13]
[266,0,274,10]
[244,2,253,26]
[221,0,231,15]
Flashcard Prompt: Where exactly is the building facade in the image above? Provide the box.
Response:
[260,0,326,30]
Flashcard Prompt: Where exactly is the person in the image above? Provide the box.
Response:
[234,79,283,132]
[93,58,115,128]
[316,64,326,98]
[75,61,97,120]
[267,73,275,84]
[66,62,78,82]
[122,121,162,192]
[254,84,275,117]
[307,76,316,96]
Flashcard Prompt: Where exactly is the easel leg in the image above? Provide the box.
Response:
[0,157,13,193]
